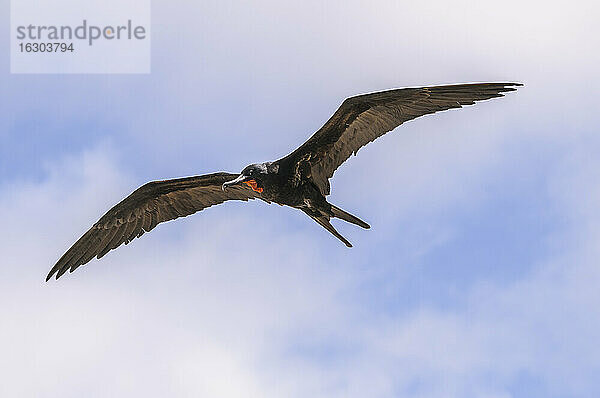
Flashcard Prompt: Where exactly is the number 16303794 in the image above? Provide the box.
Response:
[18,42,74,52]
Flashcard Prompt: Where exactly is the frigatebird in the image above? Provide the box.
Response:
[47,82,521,280]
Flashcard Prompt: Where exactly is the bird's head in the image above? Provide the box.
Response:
[222,163,269,193]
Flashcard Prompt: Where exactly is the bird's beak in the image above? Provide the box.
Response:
[222,174,246,190]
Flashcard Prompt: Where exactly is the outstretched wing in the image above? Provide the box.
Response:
[283,82,521,195]
[47,172,262,280]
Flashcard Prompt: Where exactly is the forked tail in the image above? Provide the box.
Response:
[301,203,370,248]
[330,204,370,229]
[308,214,353,247]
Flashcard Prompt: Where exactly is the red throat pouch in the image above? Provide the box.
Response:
[243,179,263,193]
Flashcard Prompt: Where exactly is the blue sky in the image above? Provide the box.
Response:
[1,1,599,397]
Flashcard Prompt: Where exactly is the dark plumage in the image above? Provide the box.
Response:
[47,82,521,280]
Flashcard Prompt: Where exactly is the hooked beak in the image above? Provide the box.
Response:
[222,174,246,191]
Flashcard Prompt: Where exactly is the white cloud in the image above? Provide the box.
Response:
[1,122,599,397]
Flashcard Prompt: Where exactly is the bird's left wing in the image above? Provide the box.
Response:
[282,82,521,195]
[47,172,262,280]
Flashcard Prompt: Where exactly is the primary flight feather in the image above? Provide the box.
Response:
[48,82,521,280]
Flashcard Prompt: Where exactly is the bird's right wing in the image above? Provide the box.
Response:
[47,172,262,280]
[282,82,521,195]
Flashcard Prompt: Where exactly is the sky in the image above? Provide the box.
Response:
[1,1,599,397]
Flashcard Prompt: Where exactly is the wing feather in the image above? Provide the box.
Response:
[283,82,521,195]
[47,172,261,280]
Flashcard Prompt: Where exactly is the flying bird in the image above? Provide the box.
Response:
[47,82,521,280]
